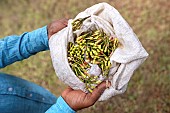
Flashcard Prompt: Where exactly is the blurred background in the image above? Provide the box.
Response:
[0,0,169,113]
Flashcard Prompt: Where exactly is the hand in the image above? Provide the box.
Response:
[47,18,68,39]
[62,82,110,111]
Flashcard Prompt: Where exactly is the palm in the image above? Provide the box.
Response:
[62,82,108,111]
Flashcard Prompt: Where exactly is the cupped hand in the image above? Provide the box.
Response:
[62,82,110,111]
[47,18,68,39]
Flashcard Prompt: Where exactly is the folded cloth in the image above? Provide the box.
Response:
[49,2,149,101]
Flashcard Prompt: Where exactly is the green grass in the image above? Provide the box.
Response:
[0,0,170,113]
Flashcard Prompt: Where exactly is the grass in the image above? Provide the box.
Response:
[0,0,170,113]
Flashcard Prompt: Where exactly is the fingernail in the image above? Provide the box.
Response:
[105,80,111,88]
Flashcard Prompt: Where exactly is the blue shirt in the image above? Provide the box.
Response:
[0,26,75,113]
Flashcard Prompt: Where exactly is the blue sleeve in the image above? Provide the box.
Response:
[0,26,49,68]
[45,96,76,113]
[0,26,75,112]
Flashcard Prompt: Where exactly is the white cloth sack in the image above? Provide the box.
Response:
[49,2,149,101]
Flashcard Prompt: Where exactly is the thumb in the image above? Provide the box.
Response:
[91,81,108,101]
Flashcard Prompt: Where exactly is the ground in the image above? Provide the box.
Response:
[0,0,169,113]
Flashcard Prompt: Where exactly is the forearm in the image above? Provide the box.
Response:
[0,26,49,68]
[45,96,75,113]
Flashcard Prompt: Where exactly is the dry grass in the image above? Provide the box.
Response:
[0,0,170,113]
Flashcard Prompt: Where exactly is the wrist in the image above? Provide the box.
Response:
[47,23,52,39]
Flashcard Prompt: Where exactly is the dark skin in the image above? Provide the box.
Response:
[47,19,110,111]
[62,82,108,111]
[47,18,68,39]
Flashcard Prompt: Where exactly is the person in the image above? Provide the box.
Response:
[0,19,108,113]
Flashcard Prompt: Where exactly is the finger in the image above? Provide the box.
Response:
[59,18,69,25]
[106,80,111,88]
[90,82,108,101]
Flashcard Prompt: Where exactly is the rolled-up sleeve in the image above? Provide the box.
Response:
[0,26,49,68]
[45,96,75,113]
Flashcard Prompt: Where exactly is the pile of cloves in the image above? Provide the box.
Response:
[67,17,119,92]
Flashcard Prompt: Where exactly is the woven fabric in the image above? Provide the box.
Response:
[49,2,148,101]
